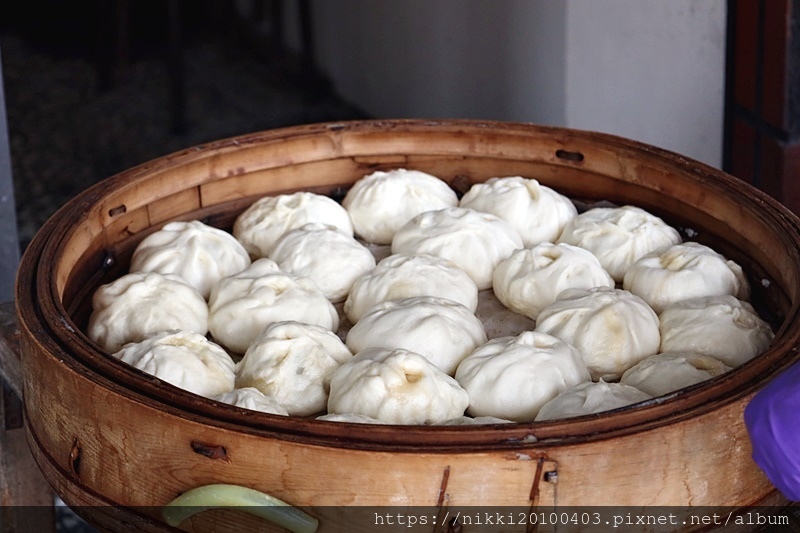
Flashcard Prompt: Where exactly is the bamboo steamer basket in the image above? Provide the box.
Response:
[16,119,800,532]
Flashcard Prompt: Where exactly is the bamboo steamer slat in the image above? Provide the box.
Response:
[15,120,800,531]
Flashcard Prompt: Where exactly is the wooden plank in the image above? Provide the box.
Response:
[0,302,22,399]
[0,302,56,532]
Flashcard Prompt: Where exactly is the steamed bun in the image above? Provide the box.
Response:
[535,287,661,380]
[208,259,339,354]
[454,331,591,422]
[344,253,478,324]
[345,296,487,375]
[342,168,458,244]
[620,352,732,397]
[129,220,251,299]
[392,207,523,290]
[623,242,750,313]
[492,243,614,320]
[557,205,681,281]
[113,330,235,399]
[214,387,290,416]
[270,223,376,302]
[658,295,774,368]
[327,347,469,425]
[88,272,208,353]
[535,380,652,421]
[459,176,577,246]
[233,192,354,258]
[235,321,353,416]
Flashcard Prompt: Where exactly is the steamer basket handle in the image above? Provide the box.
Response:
[162,483,319,533]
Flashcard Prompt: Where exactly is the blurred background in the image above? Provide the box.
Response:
[0,0,798,528]
[1,0,797,254]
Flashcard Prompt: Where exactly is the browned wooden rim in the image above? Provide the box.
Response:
[16,119,800,451]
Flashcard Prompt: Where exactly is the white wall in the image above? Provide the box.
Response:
[310,0,566,124]
[564,0,727,167]
[308,0,727,167]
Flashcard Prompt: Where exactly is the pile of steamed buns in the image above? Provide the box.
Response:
[87,169,774,425]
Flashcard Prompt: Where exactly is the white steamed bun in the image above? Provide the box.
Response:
[344,253,478,324]
[492,243,614,320]
[129,220,251,299]
[623,242,750,313]
[345,296,487,375]
[455,331,591,422]
[327,347,469,425]
[620,352,732,397]
[233,191,354,258]
[557,205,681,281]
[88,271,208,353]
[213,387,289,416]
[208,258,339,354]
[535,380,652,421]
[342,168,458,244]
[535,287,661,380]
[235,321,353,416]
[391,207,523,290]
[459,176,577,246]
[269,222,376,302]
[113,330,235,399]
[658,295,774,368]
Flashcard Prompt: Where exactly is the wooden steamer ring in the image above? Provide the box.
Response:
[16,120,800,532]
